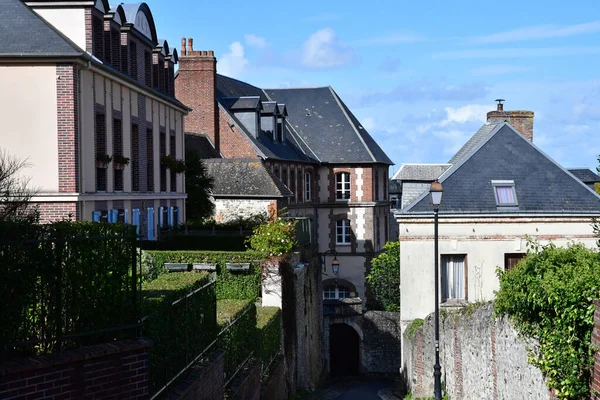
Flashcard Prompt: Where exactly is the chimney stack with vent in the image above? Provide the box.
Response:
[174,37,219,151]
[487,99,534,141]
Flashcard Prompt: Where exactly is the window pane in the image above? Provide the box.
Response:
[338,287,350,298]
[496,186,515,204]
[442,255,465,301]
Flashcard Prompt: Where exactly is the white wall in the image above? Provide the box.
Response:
[399,217,599,324]
[34,8,86,50]
[0,66,59,193]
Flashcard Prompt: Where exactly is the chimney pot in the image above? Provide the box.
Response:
[208,50,214,56]
[181,37,186,56]
[495,98,505,111]
[188,38,193,53]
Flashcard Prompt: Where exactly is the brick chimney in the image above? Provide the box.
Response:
[487,99,534,141]
[175,37,219,151]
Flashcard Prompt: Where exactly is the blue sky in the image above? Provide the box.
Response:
[147,0,600,176]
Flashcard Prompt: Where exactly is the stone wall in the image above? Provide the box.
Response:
[403,304,550,399]
[0,338,152,399]
[261,356,288,400]
[161,351,224,400]
[214,198,272,223]
[361,311,401,374]
[228,361,260,400]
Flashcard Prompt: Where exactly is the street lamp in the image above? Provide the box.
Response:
[323,249,340,275]
[430,179,443,400]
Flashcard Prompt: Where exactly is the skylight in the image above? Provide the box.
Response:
[492,180,518,206]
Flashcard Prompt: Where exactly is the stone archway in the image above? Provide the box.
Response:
[329,323,360,377]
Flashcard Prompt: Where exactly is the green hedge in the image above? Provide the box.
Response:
[256,307,281,376]
[144,250,262,300]
[140,235,248,251]
[142,271,217,396]
[0,221,137,358]
[217,299,258,383]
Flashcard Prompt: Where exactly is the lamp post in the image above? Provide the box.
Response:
[430,179,443,400]
[322,249,340,275]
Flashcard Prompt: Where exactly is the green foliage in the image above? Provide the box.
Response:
[184,214,267,231]
[0,148,39,223]
[144,250,262,300]
[0,221,137,358]
[256,307,282,376]
[494,242,600,399]
[366,241,400,311]
[217,299,257,382]
[142,271,217,396]
[185,150,214,220]
[407,318,424,339]
[247,216,298,259]
[141,234,248,251]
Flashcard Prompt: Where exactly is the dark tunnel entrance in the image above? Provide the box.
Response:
[329,323,360,377]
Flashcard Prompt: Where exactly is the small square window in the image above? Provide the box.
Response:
[492,180,518,206]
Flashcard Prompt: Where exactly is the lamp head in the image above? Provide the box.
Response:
[430,179,443,207]
[332,256,340,274]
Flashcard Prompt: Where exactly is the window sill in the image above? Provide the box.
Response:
[440,299,468,307]
[335,243,351,246]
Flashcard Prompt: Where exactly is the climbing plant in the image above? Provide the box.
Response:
[494,241,600,399]
[366,241,400,311]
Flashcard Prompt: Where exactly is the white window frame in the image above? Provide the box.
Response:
[323,286,351,300]
[305,171,311,201]
[336,172,350,201]
[441,254,467,302]
[491,180,518,206]
[336,219,351,245]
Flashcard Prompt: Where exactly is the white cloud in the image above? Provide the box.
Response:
[433,46,600,60]
[469,21,600,44]
[354,33,424,46]
[471,65,534,76]
[361,117,376,131]
[244,34,268,48]
[301,28,354,69]
[441,104,490,126]
[218,41,248,78]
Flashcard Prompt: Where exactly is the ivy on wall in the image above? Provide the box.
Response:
[494,242,600,399]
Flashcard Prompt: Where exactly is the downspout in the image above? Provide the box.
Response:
[77,60,91,220]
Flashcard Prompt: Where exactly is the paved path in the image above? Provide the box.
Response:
[299,378,400,400]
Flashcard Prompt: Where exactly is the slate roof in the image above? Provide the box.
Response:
[0,0,83,57]
[261,101,277,114]
[267,87,393,164]
[402,123,600,215]
[392,164,451,181]
[185,133,220,159]
[448,123,502,164]
[204,158,293,198]
[222,96,262,111]
[568,168,600,184]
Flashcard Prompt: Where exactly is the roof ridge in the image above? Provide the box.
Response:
[328,86,376,163]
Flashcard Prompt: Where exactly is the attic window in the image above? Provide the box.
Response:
[492,180,518,206]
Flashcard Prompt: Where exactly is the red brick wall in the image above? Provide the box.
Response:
[35,202,79,223]
[163,351,224,400]
[218,109,258,158]
[0,338,152,400]
[57,64,79,193]
[328,166,374,202]
[487,110,534,142]
[175,39,219,152]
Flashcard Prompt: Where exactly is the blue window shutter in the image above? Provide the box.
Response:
[124,209,129,224]
[132,209,140,236]
[168,206,173,227]
[148,207,155,240]
[110,209,118,223]
[92,211,101,222]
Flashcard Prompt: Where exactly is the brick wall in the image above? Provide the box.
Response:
[57,64,79,193]
[36,202,79,223]
[162,351,224,400]
[218,109,257,158]
[0,338,152,400]
[175,39,219,151]
[227,361,260,400]
[487,110,534,142]
[260,356,288,400]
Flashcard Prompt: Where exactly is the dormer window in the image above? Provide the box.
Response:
[492,180,518,206]
[276,117,283,142]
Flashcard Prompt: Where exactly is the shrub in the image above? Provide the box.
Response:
[366,241,400,311]
[142,271,217,396]
[256,306,282,376]
[494,242,600,399]
[144,250,262,300]
[247,216,297,259]
[217,299,257,383]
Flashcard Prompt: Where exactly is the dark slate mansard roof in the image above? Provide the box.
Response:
[568,168,600,185]
[215,75,393,165]
[204,158,293,198]
[402,123,600,215]
[392,164,451,181]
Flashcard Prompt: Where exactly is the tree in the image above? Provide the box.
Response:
[366,241,400,311]
[184,150,214,221]
[0,148,38,222]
